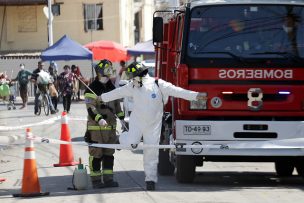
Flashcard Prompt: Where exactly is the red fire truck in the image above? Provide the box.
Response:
[153,0,304,183]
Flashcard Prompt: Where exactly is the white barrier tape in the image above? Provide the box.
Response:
[69,117,87,121]
[0,116,61,131]
[0,135,23,145]
[0,116,87,132]
[22,134,304,150]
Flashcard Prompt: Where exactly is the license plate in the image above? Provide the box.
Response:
[183,125,211,135]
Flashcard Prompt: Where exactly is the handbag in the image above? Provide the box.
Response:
[49,83,58,97]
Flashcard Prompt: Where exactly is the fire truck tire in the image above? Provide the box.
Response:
[158,149,175,176]
[275,161,294,176]
[176,155,195,183]
[295,163,304,177]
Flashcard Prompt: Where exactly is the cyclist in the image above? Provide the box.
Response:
[31,62,56,115]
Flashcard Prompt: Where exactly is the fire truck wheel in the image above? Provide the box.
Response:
[176,155,195,183]
[158,149,175,176]
[275,161,294,177]
[295,163,304,177]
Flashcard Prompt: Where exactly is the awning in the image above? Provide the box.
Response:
[0,51,41,59]
[0,0,46,6]
[41,35,92,61]
[127,40,155,56]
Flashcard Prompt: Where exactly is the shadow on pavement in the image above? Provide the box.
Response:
[71,137,84,142]
[71,137,144,155]
[1,171,304,198]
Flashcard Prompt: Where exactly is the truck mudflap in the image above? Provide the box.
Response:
[175,120,304,156]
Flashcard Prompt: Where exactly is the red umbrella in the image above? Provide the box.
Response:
[85,40,130,62]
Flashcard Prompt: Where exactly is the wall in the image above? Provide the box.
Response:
[0,0,134,52]
[141,0,154,41]
[0,5,48,51]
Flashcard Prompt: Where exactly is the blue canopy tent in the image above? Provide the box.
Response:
[127,40,155,56]
[41,35,92,61]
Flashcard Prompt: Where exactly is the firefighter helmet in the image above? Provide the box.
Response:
[126,62,148,79]
[94,59,114,77]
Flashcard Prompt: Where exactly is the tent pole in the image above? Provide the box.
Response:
[91,57,94,82]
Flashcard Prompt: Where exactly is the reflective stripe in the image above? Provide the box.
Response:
[89,156,102,177]
[61,114,68,124]
[85,93,97,99]
[88,125,116,131]
[90,170,102,177]
[103,169,113,175]
[98,62,104,68]
[116,112,124,117]
[89,156,94,172]
[95,114,102,122]
[24,151,35,159]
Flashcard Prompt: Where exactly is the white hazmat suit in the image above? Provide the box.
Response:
[101,75,199,183]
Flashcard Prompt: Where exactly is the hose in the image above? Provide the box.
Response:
[76,75,129,131]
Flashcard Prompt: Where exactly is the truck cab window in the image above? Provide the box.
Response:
[186,5,304,66]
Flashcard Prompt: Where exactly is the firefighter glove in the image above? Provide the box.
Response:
[98,119,108,126]
[196,92,208,101]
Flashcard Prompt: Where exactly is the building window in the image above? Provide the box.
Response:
[52,3,61,16]
[84,4,103,32]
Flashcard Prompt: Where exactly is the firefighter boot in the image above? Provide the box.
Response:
[91,175,105,189]
[103,174,119,187]
[146,181,155,191]
[102,155,118,187]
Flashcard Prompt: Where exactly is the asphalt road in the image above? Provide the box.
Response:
[0,99,304,203]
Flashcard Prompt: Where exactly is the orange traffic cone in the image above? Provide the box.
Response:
[13,128,49,197]
[54,111,78,167]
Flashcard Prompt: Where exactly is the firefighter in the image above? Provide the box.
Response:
[84,59,124,189]
[99,62,207,190]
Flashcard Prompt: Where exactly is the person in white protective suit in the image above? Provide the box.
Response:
[99,62,207,191]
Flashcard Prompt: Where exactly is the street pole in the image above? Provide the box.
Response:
[47,0,53,46]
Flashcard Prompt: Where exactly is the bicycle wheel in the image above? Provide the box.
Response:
[42,95,50,116]
[37,97,42,115]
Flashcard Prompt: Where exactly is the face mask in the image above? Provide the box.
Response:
[133,77,143,87]
[99,77,109,84]
[20,65,25,70]
[282,25,293,33]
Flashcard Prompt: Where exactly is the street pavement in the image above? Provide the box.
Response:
[0,98,304,203]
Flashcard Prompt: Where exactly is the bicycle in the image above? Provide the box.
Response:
[36,84,50,116]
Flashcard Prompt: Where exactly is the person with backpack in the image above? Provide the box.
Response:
[13,64,32,109]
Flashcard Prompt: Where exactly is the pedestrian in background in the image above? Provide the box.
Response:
[48,61,59,111]
[119,60,128,80]
[58,65,75,113]
[71,65,83,101]
[13,64,32,109]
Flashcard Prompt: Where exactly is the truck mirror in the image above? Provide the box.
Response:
[153,17,163,43]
